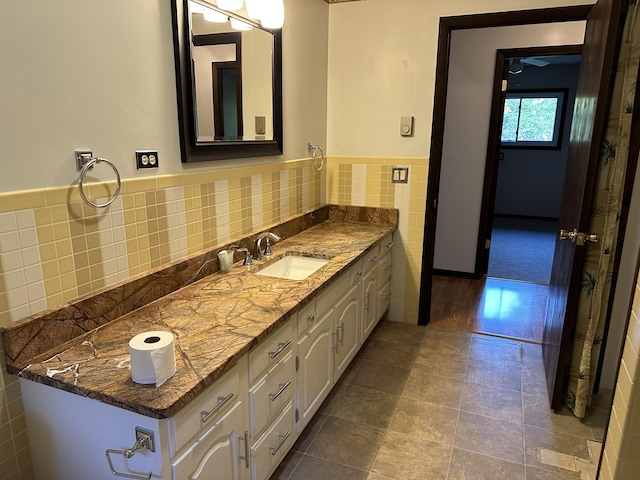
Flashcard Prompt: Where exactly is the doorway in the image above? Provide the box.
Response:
[485,49,582,287]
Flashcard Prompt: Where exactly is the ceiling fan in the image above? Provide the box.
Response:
[508,57,550,74]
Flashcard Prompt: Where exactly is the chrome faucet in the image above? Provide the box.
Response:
[255,232,281,260]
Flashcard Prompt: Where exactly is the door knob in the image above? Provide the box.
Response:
[560,229,598,246]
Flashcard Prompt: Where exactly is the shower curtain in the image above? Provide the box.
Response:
[567,0,640,418]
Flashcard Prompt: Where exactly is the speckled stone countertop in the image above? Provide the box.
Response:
[3,206,396,419]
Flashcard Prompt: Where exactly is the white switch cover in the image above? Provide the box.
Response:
[400,116,414,136]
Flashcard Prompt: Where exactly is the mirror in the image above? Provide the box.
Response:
[171,0,283,162]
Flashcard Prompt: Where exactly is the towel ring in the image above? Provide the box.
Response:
[78,157,121,208]
[308,143,325,172]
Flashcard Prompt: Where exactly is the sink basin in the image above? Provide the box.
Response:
[255,255,330,281]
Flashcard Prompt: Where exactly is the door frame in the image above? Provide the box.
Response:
[418,5,593,325]
[477,44,583,277]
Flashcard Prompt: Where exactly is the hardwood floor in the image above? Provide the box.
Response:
[430,275,548,343]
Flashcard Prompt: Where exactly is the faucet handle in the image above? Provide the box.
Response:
[263,238,273,257]
[237,248,253,266]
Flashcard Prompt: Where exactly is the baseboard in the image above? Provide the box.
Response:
[433,269,480,279]
[493,213,559,222]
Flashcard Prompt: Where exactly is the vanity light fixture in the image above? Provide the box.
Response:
[217,0,243,11]
[230,18,253,30]
[260,0,285,29]
[203,9,228,22]
[245,0,265,20]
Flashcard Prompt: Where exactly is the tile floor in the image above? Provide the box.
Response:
[270,321,609,480]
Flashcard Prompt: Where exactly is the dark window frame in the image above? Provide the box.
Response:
[500,88,568,150]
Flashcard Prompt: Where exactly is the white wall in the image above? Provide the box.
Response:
[0,0,329,193]
[495,62,581,218]
[433,22,586,273]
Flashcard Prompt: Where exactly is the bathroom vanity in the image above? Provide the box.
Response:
[2,206,395,480]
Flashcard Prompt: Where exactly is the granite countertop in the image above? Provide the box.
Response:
[6,215,395,419]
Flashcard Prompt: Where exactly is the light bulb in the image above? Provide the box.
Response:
[245,0,264,20]
[230,18,253,31]
[190,1,206,14]
[260,0,284,29]
[203,9,228,23]
[217,0,243,11]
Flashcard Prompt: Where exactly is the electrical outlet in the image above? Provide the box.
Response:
[136,150,159,169]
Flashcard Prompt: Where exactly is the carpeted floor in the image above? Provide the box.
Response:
[487,216,557,285]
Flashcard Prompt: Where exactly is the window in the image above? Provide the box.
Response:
[501,90,566,149]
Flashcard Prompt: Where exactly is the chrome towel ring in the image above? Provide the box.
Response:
[308,143,325,172]
[78,157,121,208]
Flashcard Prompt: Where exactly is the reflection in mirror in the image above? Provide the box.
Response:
[171,0,283,162]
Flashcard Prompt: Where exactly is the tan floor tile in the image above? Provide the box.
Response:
[521,365,549,395]
[413,346,468,380]
[286,454,369,480]
[469,336,522,365]
[370,320,427,347]
[350,360,410,395]
[454,411,524,463]
[448,448,525,480]
[269,450,303,480]
[402,369,464,408]
[522,392,593,439]
[329,385,400,430]
[524,425,590,472]
[363,339,420,367]
[291,413,327,453]
[306,416,385,470]
[460,381,523,424]
[466,359,522,391]
[422,327,473,354]
[371,430,451,480]
[525,465,581,479]
[388,397,458,446]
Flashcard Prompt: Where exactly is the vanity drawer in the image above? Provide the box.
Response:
[316,270,350,318]
[297,300,316,338]
[350,259,363,286]
[251,401,295,480]
[380,233,394,253]
[168,356,246,457]
[361,243,380,275]
[378,248,392,286]
[249,320,293,384]
[377,280,391,319]
[249,350,294,438]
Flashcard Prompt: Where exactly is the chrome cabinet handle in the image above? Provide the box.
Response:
[269,380,292,401]
[331,329,338,352]
[357,271,363,277]
[307,314,315,323]
[364,294,370,312]
[239,431,249,469]
[385,241,394,249]
[370,255,380,263]
[337,322,344,346]
[201,393,234,424]
[269,340,291,359]
[269,431,291,456]
[105,428,154,480]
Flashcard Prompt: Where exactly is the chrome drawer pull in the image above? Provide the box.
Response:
[105,428,154,480]
[307,314,315,323]
[337,322,344,346]
[239,431,250,469]
[386,242,394,248]
[269,380,292,401]
[370,255,380,263]
[201,392,234,424]
[269,431,291,456]
[269,340,291,359]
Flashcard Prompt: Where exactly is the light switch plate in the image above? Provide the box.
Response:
[400,116,414,136]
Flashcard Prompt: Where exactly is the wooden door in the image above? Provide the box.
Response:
[542,0,626,410]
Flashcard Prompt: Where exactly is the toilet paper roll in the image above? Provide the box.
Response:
[129,331,176,387]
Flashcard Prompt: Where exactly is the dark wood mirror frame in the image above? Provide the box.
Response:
[170,0,283,163]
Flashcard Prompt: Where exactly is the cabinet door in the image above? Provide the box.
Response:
[296,306,334,430]
[361,268,378,342]
[172,401,249,480]
[334,283,361,381]
[377,280,391,321]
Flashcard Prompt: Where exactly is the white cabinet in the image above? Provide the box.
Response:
[334,283,361,380]
[172,400,249,480]
[361,267,378,342]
